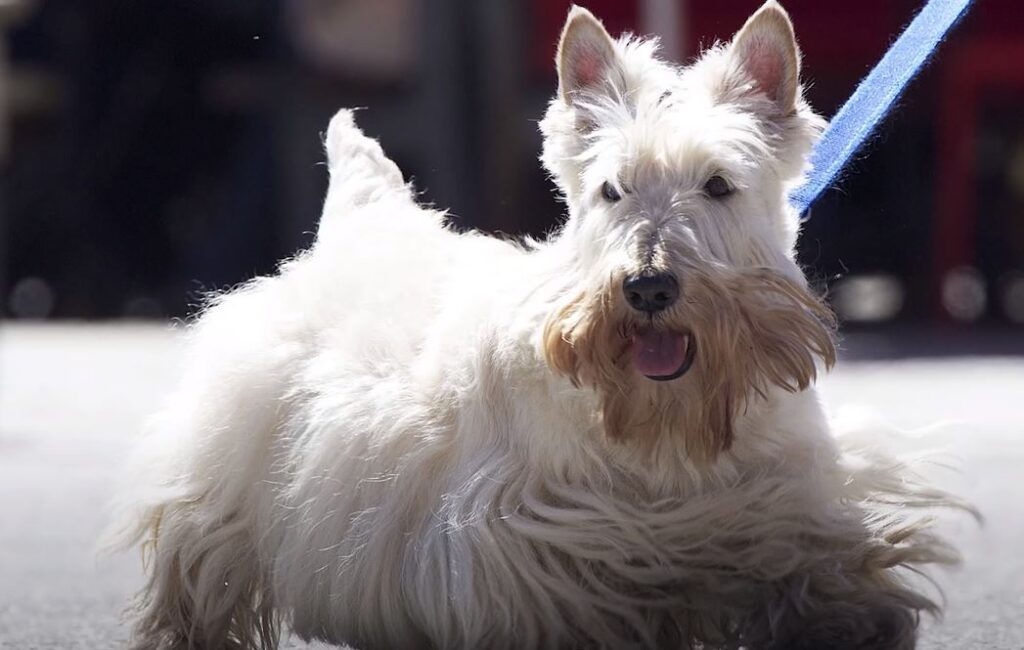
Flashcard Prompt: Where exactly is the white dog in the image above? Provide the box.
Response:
[114,3,969,648]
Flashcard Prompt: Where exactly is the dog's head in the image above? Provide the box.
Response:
[540,2,836,461]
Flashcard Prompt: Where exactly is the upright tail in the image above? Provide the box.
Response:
[323,109,409,209]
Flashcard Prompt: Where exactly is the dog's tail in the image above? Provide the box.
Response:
[323,108,409,209]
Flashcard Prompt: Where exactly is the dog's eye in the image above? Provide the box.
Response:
[703,175,733,199]
[601,181,622,203]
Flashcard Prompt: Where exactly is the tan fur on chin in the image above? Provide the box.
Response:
[543,268,836,462]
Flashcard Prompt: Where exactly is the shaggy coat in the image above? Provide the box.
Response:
[113,3,971,649]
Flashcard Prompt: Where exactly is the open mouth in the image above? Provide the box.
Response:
[630,328,697,381]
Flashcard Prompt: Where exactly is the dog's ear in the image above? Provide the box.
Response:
[726,1,800,115]
[556,6,622,105]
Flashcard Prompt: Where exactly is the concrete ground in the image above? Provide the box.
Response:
[0,324,1020,649]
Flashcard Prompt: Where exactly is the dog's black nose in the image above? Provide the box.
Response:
[622,272,679,314]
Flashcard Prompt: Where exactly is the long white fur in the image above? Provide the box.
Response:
[111,3,972,649]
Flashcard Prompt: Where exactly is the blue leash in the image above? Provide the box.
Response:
[790,0,973,217]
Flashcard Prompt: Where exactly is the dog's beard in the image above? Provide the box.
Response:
[543,268,837,462]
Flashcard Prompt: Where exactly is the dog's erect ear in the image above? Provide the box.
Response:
[726,1,800,115]
[556,6,621,105]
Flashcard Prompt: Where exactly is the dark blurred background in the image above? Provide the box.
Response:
[2,0,1023,341]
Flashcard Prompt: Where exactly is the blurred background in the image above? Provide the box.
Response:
[0,0,1021,349]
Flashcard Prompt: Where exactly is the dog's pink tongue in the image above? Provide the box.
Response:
[631,329,688,377]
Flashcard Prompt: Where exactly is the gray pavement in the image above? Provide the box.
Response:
[0,324,1021,649]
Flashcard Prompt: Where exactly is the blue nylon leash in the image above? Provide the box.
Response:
[790,0,973,217]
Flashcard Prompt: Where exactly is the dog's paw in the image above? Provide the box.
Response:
[773,604,917,650]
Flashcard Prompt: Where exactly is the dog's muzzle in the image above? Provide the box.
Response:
[622,271,695,381]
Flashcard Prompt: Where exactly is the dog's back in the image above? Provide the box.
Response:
[110,109,541,649]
